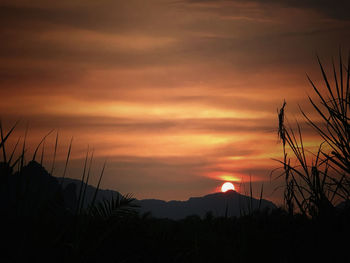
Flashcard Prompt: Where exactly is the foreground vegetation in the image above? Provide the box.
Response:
[2,202,350,262]
[1,52,350,262]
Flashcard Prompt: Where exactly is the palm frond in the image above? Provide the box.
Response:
[88,194,138,220]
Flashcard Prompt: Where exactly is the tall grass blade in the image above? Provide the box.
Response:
[339,49,344,112]
[40,140,45,166]
[20,125,28,172]
[345,51,350,116]
[0,120,19,163]
[249,174,253,213]
[258,183,264,210]
[76,146,89,214]
[32,129,54,161]
[0,120,18,150]
[91,160,107,208]
[317,56,338,110]
[51,131,59,176]
[0,121,7,163]
[8,136,21,164]
[333,58,341,110]
[81,149,94,213]
[61,137,73,185]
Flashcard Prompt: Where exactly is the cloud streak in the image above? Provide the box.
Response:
[185,0,350,20]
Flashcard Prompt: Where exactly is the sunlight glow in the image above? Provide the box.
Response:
[221,182,235,192]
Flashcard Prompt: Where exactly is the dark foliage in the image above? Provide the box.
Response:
[2,206,350,262]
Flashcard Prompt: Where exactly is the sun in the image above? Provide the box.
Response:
[221,182,235,192]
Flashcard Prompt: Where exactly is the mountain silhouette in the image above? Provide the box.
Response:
[1,161,276,219]
[0,161,121,216]
[57,178,276,219]
[136,190,276,220]
[57,177,122,209]
[1,161,65,216]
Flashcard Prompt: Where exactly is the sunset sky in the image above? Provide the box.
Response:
[1,0,350,203]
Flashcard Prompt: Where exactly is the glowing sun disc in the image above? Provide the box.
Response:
[221,182,235,192]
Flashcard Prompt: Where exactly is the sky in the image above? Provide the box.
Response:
[1,0,350,203]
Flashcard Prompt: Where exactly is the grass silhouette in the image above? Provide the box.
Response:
[0,123,137,261]
[275,50,350,219]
